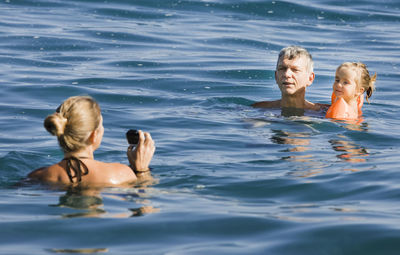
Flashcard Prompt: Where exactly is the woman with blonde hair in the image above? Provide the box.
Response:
[28,96,155,186]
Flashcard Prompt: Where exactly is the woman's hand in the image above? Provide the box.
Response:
[127,130,155,173]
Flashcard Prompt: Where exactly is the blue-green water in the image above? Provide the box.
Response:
[1,0,400,254]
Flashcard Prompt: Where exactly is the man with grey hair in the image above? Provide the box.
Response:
[252,46,327,114]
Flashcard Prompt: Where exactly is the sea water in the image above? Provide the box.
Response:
[1,0,400,254]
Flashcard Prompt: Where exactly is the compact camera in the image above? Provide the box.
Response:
[126,129,139,145]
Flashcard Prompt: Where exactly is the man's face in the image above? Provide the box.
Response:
[275,56,314,96]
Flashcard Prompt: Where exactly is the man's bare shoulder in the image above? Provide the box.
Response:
[315,103,330,111]
[306,101,330,111]
[252,100,281,108]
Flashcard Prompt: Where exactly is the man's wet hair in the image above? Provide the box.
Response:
[277,46,314,73]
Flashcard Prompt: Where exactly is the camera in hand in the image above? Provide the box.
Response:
[126,129,139,145]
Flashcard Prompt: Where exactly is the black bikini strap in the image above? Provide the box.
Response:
[63,156,89,183]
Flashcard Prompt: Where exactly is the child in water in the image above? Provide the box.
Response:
[326,62,376,120]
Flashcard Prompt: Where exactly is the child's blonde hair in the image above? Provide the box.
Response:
[44,96,101,153]
[337,62,377,102]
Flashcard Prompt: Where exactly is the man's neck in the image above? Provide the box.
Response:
[281,94,307,109]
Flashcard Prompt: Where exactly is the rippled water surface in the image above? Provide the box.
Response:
[1,0,400,254]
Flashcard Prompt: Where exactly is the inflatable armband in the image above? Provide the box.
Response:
[326,92,363,119]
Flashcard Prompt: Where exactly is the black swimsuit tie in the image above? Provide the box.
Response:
[63,156,89,183]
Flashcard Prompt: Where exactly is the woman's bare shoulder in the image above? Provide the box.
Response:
[93,161,131,171]
[28,166,47,180]
[28,160,136,186]
[91,161,137,184]
[28,163,66,182]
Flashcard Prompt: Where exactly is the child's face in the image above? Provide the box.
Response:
[333,67,363,103]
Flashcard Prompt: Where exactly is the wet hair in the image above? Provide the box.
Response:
[44,96,101,153]
[277,45,314,73]
[337,62,377,102]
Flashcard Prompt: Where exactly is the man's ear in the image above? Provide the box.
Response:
[307,72,315,86]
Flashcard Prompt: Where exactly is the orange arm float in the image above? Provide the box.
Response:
[326,92,363,119]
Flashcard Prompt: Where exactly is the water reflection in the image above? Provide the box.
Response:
[271,130,310,152]
[270,129,325,177]
[270,128,369,175]
[48,248,108,254]
[329,117,369,132]
[329,134,369,164]
[53,185,159,218]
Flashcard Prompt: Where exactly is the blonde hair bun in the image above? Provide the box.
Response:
[44,112,68,137]
[44,96,101,153]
